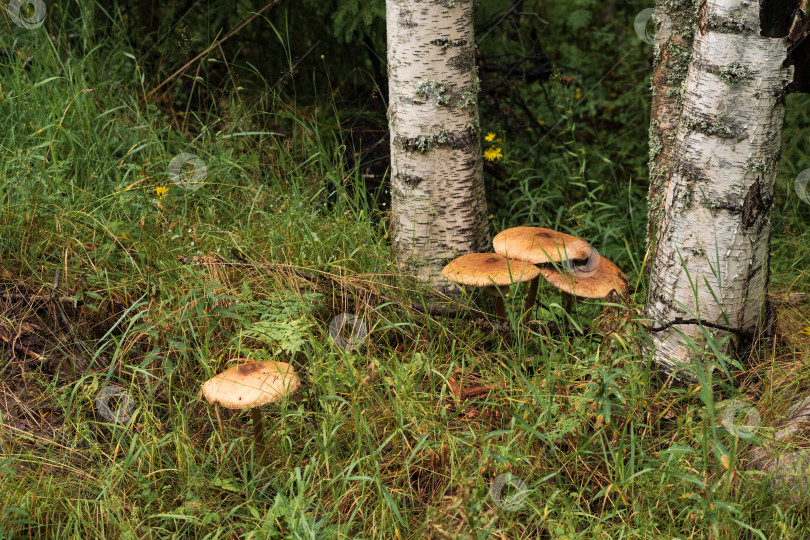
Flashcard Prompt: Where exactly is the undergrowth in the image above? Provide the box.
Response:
[1,1,809,539]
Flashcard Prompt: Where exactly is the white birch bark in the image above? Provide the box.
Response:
[645,0,793,376]
[386,0,489,293]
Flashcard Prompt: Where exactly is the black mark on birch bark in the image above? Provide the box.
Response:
[399,174,425,188]
[677,160,711,184]
[448,50,474,72]
[399,10,416,28]
[429,38,466,51]
[742,177,766,229]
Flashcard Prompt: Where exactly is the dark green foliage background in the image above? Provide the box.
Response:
[15,0,810,281]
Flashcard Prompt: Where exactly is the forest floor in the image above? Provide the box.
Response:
[2,6,810,540]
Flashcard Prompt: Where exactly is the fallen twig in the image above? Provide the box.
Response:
[645,317,753,337]
[0,292,77,304]
[447,376,506,401]
[0,330,44,361]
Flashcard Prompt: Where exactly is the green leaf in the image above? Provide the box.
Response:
[211,477,239,493]
[567,10,592,31]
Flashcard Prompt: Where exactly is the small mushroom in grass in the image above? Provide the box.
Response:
[441,253,540,320]
[493,227,591,321]
[202,359,301,466]
[537,252,628,312]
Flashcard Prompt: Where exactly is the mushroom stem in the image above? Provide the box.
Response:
[523,275,540,323]
[214,403,223,438]
[250,407,267,466]
[562,291,575,313]
[494,297,507,320]
[485,285,509,320]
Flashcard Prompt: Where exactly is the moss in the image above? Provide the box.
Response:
[648,186,667,217]
[707,8,753,33]
[662,42,693,106]
[683,114,744,139]
[666,43,692,87]
[429,38,466,51]
[743,156,774,174]
[456,67,480,110]
[660,0,700,39]
[413,79,449,106]
[719,62,753,87]
[403,128,451,152]
[649,120,663,161]
[659,0,692,9]
[674,184,692,209]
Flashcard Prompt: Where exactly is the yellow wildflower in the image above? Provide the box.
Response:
[484,132,495,142]
[155,186,168,199]
[799,326,810,336]
[483,147,502,161]
[495,138,502,143]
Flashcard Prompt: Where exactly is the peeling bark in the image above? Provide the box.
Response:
[645,0,795,377]
[386,0,489,292]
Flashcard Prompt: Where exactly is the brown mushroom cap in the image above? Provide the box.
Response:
[493,227,591,264]
[202,360,301,410]
[441,253,540,288]
[538,256,628,299]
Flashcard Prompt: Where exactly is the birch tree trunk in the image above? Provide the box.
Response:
[386,0,489,293]
[645,0,796,377]
[646,0,699,261]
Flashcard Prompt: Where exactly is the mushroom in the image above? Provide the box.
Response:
[493,226,591,321]
[537,252,628,312]
[441,253,540,320]
[202,359,301,465]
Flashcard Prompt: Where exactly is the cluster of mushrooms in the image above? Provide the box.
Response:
[199,228,628,465]
[441,226,628,321]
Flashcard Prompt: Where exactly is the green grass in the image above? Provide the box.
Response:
[2,3,810,539]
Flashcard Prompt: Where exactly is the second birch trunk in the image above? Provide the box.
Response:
[645,0,793,376]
